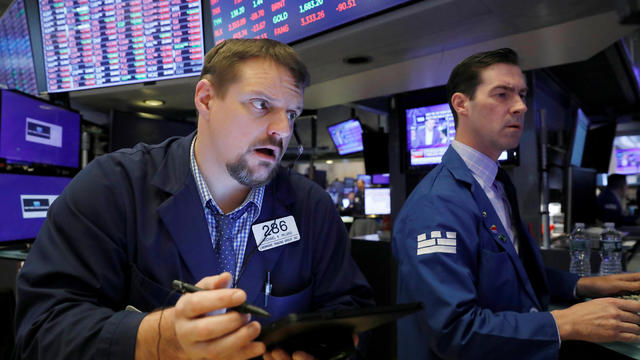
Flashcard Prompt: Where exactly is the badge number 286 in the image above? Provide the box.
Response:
[252,216,300,251]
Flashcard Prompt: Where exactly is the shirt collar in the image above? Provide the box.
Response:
[189,136,264,217]
[450,140,499,189]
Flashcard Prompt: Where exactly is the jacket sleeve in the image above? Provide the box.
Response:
[546,266,579,301]
[393,189,560,360]
[14,156,145,360]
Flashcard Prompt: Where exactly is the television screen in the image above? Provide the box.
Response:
[582,122,616,174]
[356,174,371,186]
[209,0,412,45]
[569,108,589,167]
[0,89,81,168]
[406,103,512,167]
[0,173,72,243]
[327,119,363,155]
[36,0,205,92]
[372,173,389,185]
[612,135,640,175]
[364,187,390,215]
[0,0,38,95]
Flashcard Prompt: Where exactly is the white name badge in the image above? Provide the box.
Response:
[252,216,300,251]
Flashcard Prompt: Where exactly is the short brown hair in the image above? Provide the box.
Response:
[200,39,310,98]
[446,48,519,127]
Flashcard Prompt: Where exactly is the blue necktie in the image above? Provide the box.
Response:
[206,202,237,280]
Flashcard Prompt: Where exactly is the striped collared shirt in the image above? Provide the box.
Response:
[189,136,264,281]
[451,140,516,249]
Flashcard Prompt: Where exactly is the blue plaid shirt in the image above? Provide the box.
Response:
[190,136,264,282]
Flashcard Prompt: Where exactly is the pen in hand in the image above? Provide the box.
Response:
[172,280,271,317]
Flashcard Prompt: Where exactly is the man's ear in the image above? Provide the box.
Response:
[194,79,215,119]
[451,92,468,118]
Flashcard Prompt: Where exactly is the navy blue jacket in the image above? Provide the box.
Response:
[596,187,638,226]
[14,133,373,359]
[393,147,578,360]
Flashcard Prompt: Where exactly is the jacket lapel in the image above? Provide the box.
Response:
[443,148,542,309]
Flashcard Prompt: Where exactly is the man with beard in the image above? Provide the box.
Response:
[393,48,640,359]
[14,39,373,360]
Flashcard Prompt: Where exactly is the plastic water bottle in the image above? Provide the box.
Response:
[569,223,590,276]
[599,222,622,275]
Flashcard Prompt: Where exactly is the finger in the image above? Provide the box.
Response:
[194,321,262,358]
[292,350,315,360]
[176,289,246,318]
[616,310,640,325]
[269,348,292,360]
[196,272,233,290]
[612,298,640,314]
[615,322,640,336]
[234,341,267,359]
[615,332,640,343]
[186,312,251,343]
[264,352,275,360]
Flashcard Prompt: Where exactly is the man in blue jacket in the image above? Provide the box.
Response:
[393,48,640,359]
[14,39,373,360]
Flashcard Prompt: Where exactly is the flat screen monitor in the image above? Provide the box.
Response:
[372,173,389,185]
[0,89,81,168]
[582,122,616,174]
[565,166,597,227]
[327,119,363,156]
[0,173,72,244]
[209,0,412,45]
[0,0,38,95]
[356,174,371,186]
[406,103,513,167]
[612,135,640,175]
[364,187,390,215]
[569,108,589,167]
[36,0,205,92]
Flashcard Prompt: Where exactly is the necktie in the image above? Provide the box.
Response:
[206,202,237,279]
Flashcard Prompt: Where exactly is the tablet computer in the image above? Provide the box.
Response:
[258,302,422,358]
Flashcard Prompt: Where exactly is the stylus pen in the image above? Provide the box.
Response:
[172,280,271,317]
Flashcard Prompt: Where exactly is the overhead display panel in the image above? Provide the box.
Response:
[210,0,412,45]
[38,0,205,93]
[0,0,38,95]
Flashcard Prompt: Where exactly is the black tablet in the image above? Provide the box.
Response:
[258,302,423,359]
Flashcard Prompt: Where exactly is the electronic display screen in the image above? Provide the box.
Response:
[210,0,412,45]
[37,0,205,93]
[327,119,363,155]
[371,173,389,185]
[356,174,370,186]
[570,108,589,167]
[406,103,509,166]
[364,187,390,215]
[612,135,640,175]
[0,89,81,168]
[0,173,72,243]
[0,0,38,95]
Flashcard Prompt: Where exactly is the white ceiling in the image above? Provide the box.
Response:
[64,0,639,121]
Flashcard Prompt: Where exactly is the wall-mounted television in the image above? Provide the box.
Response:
[371,173,389,185]
[34,0,206,92]
[327,118,363,156]
[612,135,640,175]
[209,0,412,45]
[0,173,72,244]
[0,89,81,168]
[406,103,516,168]
[0,0,38,95]
[582,122,616,174]
[364,187,390,215]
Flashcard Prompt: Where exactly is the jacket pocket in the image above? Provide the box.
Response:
[262,282,313,324]
[477,249,521,311]
[128,264,179,312]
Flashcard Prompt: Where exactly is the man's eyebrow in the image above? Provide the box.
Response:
[491,85,528,94]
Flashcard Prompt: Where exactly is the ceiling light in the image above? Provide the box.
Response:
[342,55,373,65]
[143,99,165,106]
[326,160,334,164]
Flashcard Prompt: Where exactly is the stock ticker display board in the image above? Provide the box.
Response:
[0,0,38,95]
[38,0,205,92]
[210,0,412,45]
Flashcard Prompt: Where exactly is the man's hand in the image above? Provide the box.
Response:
[135,272,266,360]
[551,297,640,343]
[577,273,640,298]
[263,349,315,360]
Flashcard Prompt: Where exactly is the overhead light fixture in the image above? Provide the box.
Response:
[326,160,334,164]
[342,55,373,65]
[143,99,165,106]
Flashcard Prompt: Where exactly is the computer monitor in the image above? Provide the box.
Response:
[582,122,616,174]
[0,173,72,244]
[565,166,597,227]
[611,135,640,175]
[406,103,514,168]
[208,0,412,45]
[0,89,81,168]
[372,173,389,185]
[569,108,589,167]
[327,119,363,156]
[0,0,38,95]
[364,187,390,215]
[34,0,206,92]
[356,174,371,186]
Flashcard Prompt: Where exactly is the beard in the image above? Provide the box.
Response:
[226,137,284,188]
